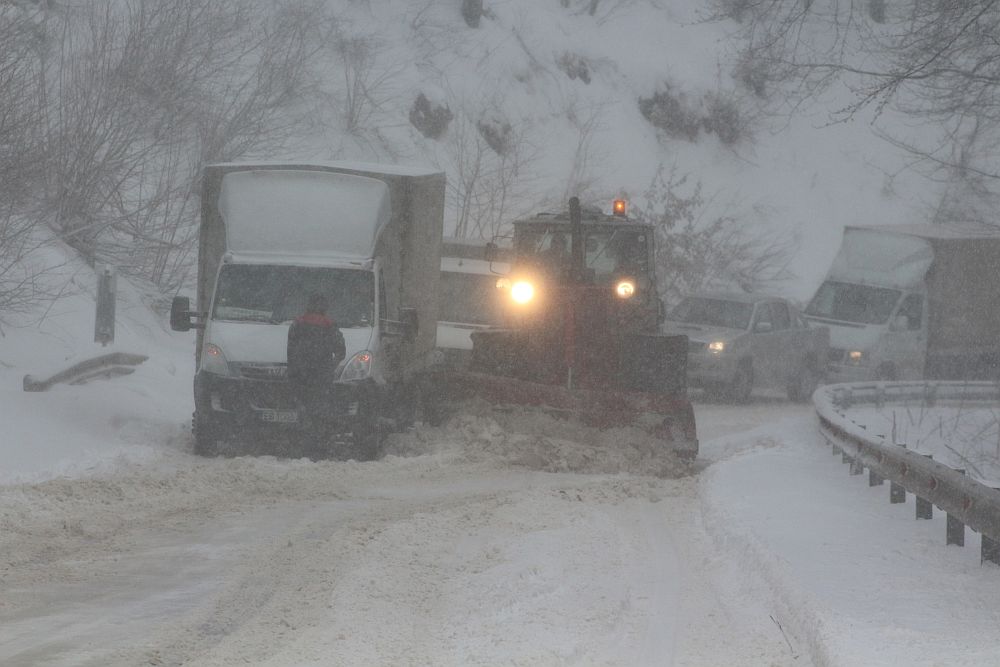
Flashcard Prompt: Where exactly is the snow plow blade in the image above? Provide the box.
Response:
[427,370,699,461]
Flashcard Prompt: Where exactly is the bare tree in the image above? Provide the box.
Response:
[440,101,538,239]
[28,0,331,291]
[331,31,406,136]
[633,164,796,304]
[722,0,1000,210]
[0,3,57,319]
[562,100,608,202]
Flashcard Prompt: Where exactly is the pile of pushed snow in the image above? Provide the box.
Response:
[388,405,691,478]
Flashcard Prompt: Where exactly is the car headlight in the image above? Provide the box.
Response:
[339,350,373,381]
[848,350,864,365]
[200,343,231,376]
[510,280,535,304]
[708,341,725,353]
[615,280,636,299]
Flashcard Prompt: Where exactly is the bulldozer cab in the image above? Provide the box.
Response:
[434,198,697,462]
[514,222,652,287]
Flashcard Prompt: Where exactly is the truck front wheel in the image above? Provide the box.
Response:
[192,412,222,457]
[726,363,753,403]
[787,361,821,403]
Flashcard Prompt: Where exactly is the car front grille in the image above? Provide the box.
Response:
[688,340,707,354]
[828,348,845,364]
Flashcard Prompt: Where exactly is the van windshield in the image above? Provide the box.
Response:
[805,280,901,325]
[438,272,503,325]
[212,265,374,327]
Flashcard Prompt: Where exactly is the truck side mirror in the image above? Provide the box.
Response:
[485,242,498,262]
[892,314,910,331]
[754,321,773,334]
[171,296,192,332]
[170,296,205,331]
[400,307,419,343]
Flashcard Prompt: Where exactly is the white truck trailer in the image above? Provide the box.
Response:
[170,161,445,458]
[804,223,1000,382]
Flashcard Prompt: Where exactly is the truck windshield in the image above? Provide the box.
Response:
[212,265,374,327]
[668,297,753,330]
[805,280,901,325]
[516,227,649,282]
[438,272,503,325]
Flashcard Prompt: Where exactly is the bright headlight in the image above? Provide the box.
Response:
[340,350,373,381]
[708,341,725,353]
[200,343,231,376]
[510,280,535,304]
[615,280,636,298]
[848,350,864,364]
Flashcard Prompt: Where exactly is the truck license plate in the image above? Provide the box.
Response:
[261,409,298,423]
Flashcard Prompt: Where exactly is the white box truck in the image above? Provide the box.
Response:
[804,223,1000,382]
[434,237,511,370]
[171,161,445,458]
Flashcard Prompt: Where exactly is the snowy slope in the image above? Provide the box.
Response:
[293,0,935,301]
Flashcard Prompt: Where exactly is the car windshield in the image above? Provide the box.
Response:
[668,297,753,330]
[212,265,374,327]
[515,226,649,283]
[438,271,504,325]
[805,280,901,325]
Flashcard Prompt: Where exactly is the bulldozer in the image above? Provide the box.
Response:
[430,197,698,461]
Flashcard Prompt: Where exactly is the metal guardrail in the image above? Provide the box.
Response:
[22,352,149,392]
[814,381,1000,565]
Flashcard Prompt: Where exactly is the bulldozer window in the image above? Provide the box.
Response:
[517,228,648,282]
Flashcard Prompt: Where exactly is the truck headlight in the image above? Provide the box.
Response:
[200,343,231,376]
[340,350,373,381]
[708,341,725,353]
[615,280,636,298]
[848,350,864,365]
[510,280,535,304]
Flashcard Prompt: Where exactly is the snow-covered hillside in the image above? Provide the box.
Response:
[294,0,936,301]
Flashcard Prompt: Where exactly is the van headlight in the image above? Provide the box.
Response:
[708,341,725,353]
[200,343,231,376]
[339,350,373,381]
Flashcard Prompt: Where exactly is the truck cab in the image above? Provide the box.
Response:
[804,224,1000,382]
[171,163,444,458]
[496,205,662,337]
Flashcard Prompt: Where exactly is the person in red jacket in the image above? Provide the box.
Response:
[287,293,346,427]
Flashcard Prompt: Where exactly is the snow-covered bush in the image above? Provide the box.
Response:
[409,93,453,140]
[638,83,702,141]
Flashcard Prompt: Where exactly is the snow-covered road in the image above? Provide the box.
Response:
[2,402,807,667]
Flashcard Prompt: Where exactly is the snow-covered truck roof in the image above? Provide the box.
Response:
[218,169,390,261]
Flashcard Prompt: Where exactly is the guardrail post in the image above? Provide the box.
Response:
[890,442,906,504]
[890,481,906,504]
[946,469,965,547]
[869,469,884,486]
[984,488,1000,566]
[850,451,864,475]
[915,454,933,520]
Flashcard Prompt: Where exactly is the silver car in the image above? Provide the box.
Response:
[663,292,830,402]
